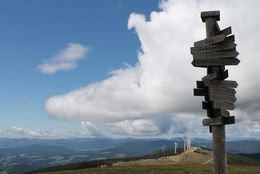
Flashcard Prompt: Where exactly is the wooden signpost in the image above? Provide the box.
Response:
[191,11,239,174]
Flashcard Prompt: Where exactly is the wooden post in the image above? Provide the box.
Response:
[203,13,227,174]
[192,10,239,173]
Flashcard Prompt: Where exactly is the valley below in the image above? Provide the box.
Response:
[0,138,259,174]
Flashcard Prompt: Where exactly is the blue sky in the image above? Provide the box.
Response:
[1,0,260,139]
[0,0,158,133]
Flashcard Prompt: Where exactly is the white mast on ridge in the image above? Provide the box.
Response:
[186,136,192,150]
[174,142,177,154]
[183,137,186,152]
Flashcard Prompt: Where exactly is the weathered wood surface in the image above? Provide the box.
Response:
[193,88,207,96]
[213,101,235,110]
[214,108,230,117]
[192,57,240,67]
[222,35,235,44]
[191,11,239,174]
[204,80,238,88]
[224,116,235,124]
[209,94,237,103]
[209,108,230,117]
[192,49,239,59]
[219,26,232,36]
[194,34,226,47]
[202,101,209,109]
[190,42,236,53]
[222,70,229,80]
[209,87,236,95]
[202,116,235,126]
[203,116,223,126]
[196,81,205,88]
[201,11,220,22]
[202,72,218,81]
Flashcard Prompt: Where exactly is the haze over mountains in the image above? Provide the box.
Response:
[0,137,260,174]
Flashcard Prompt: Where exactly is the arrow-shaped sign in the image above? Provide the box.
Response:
[192,49,239,59]
[202,116,235,126]
[222,35,235,44]
[209,86,236,95]
[191,43,236,54]
[194,34,226,47]
[191,58,240,67]
[202,116,223,126]
[194,88,207,96]
[219,26,232,36]
[204,80,238,88]
[209,94,237,103]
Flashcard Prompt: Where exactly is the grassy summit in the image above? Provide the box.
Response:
[33,147,260,174]
[38,165,260,174]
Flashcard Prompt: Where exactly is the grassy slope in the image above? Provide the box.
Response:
[38,164,260,174]
[36,148,260,174]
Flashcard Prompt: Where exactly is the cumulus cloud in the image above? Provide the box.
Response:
[0,126,98,139]
[0,126,59,138]
[38,43,89,74]
[78,114,206,138]
[46,0,260,137]
[80,121,105,137]
[109,119,160,137]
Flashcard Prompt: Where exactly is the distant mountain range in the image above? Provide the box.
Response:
[0,137,259,174]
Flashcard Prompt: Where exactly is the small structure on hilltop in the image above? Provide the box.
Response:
[174,142,178,154]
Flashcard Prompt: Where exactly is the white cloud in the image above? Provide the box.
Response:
[0,126,59,138]
[80,121,105,137]
[46,0,260,137]
[0,126,96,139]
[77,114,207,138]
[109,119,160,137]
[38,43,89,74]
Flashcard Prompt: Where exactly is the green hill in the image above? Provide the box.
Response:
[34,164,260,174]
[26,147,260,174]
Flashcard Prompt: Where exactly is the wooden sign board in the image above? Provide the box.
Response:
[209,87,236,95]
[202,116,223,126]
[202,101,209,109]
[190,43,236,54]
[192,50,239,60]
[219,26,232,36]
[202,116,235,126]
[194,34,226,47]
[194,88,207,96]
[222,35,235,44]
[204,80,238,88]
[196,81,205,88]
[222,70,229,80]
[209,94,237,103]
[212,108,230,117]
[224,116,236,125]
[192,58,240,67]
[213,102,235,110]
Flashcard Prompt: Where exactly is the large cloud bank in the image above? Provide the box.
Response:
[45,0,260,137]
